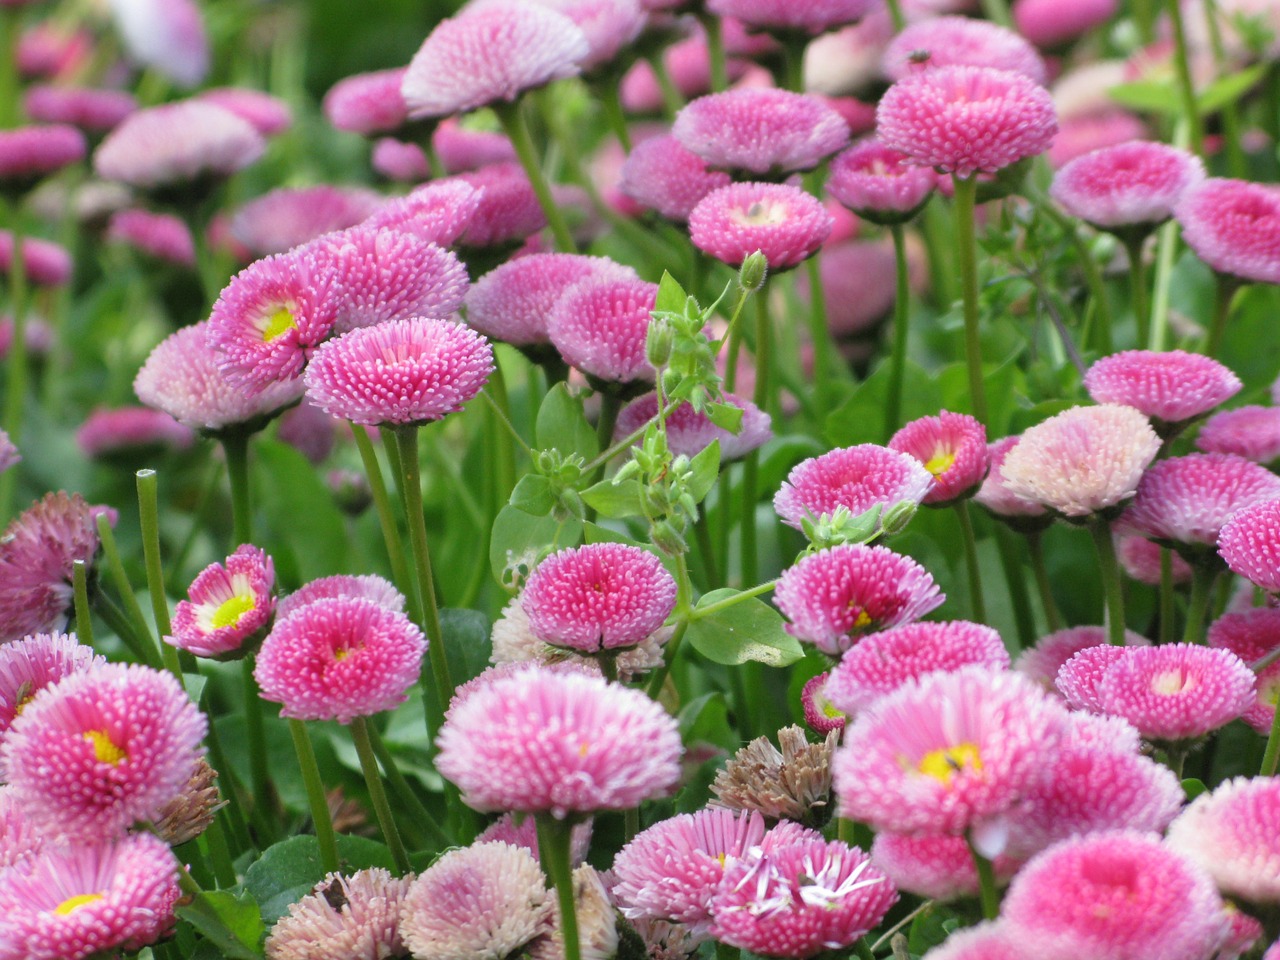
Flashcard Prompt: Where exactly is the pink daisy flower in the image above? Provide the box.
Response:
[433,118,517,173]
[1017,626,1147,692]
[1001,832,1227,960]
[688,181,833,270]
[105,209,196,267]
[1197,406,1280,464]
[254,596,425,724]
[1048,110,1149,169]
[619,134,733,223]
[802,672,848,734]
[275,573,405,622]
[870,832,1020,901]
[973,436,1052,527]
[673,89,849,176]
[1219,499,1280,593]
[889,410,989,505]
[229,185,383,257]
[999,404,1161,518]
[1178,178,1280,285]
[877,65,1057,178]
[0,832,180,960]
[525,0,648,73]
[1115,527,1194,585]
[705,0,877,34]
[107,0,209,88]
[1209,608,1280,734]
[833,666,1069,835]
[15,24,91,79]
[475,811,594,864]
[266,867,412,960]
[75,406,195,459]
[1014,0,1117,46]
[773,444,934,530]
[0,231,72,287]
[466,253,638,348]
[709,838,897,957]
[370,138,428,181]
[0,492,102,644]
[521,543,677,654]
[0,124,85,188]
[621,32,748,114]
[1051,141,1204,232]
[453,162,548,248]
[885,18,1046,83]
[918,922,1024,960]
[168,545,275,659]
[402,3,589,119]
[134,322,304,432]
[614,392,772,460]
[197,87,291,137]
[435,664,682,816]
[361,180,484,248]
[1166,776,1280,905]
[1083,349,1241,431]
[303,317,493,427]
[0,632,103,736]
[0,786,42,870]
[323,68,408,136]
[547,276,658,384]
[826,139,937,224]
[826,620,1010,714]
[23,86,135,133]
[1,662,206,841]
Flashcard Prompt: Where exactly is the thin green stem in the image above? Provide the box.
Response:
[203,817,238,888]
[1027,531,1063,632]
[0,9,21,129]
[966,835,1001,921]
[699,12,729,91]
[367,722,452,847]
[781,38,805,92]
[96,513,163,668]
[624,806,639,844]
[0,199,28,519]
[1207,275,1240,359]
[137,470,184,681]
[1089,520,1127,646]
[1261,697,1280,776]
[485,362,519,500]
[955,501,987,623]
[494,100,576,252]
[884,223,912,442]
[802,253,834,403]
[219,430,253,548]
[690,579,777,621]
[594,394,623,474]
[1182,566,1217,644]
[537,814,583,960]
[202,717,254,852]
[1124,235,1151,351]
[350,718,411,874]
[921,196,958,310]
[883,0,907,30]
[352,426,417,621]
[72,560,94,646]
[1167,0,1205,155]
[951,175,989,424]
[994,525,1036,648]
[718,286,752,394]
[645,619,688,700]
[693,512,720,589]
[978,0,1013,27]
[93,593,155,666]
[288,718,339,874]
[242,658,273,833]
[598,82,632,152]
[1160,549,1176,645]
[645,53,685,117]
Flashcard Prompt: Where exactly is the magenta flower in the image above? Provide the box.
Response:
[276,574,405,622]
[1,662,206,841]
[614,392,772,460]
[889,410,989,505]
[0,124,85,188]
[266,867,412,960]
[619,134,732,223]
[169,545,275,659]
[361,180,483,248]
[884,18,1047,83]
[1014,0,1117,46]
[371,138,428,181]
[76,406,195,459]
[833,666,1068,835]
[254,596,425,724]
[1197,405,1280,464]
[1166,776,1280,905]
[434,118,517,173]
[1116,527,1194,585]
[870,833,1020,901]
[0,833,181,960]
[323,68,408,136]
[1001,832,1227,960]
[973,436,1051,527]
[452,162,549,248]
[705,0,876,34]
[689,181,833,270]
[521,543,677,653]
[23,85,134,132]
[825,620,1010,714]
[1219,499,1280,593]
[1051,141,1204,232]
[0,231,72,287]
[402,3,588,119]
[1048,110,1148,169]
[547,276,658,384]
[1055,643,1136,713]
[1016,625,1146,692]
[877,65,1057,178]
[303,317,493,427]
[229,185,382,257]
[105,209,196,267]
[802,672,847,734]
[775,545,943,656]
[826,139,937,224]
[1083,349,1241,431]
[773,444,934,530]
[1177,177,1280,284]
[0,787,41,871]
[1209,608,1280,734]
[197,87,291,137]
[436,664,682,816]
[0,632,103,735]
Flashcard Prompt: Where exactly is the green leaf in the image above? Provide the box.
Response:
[580,478,646,518]
[176,890,263,959]
[536,383,598,459]
[509,474,555,516]
[677,691,737,752]
[687,440,721,504]
[440,607,491,687]
[908,904,960,956]
[705,401,744,434]
[1108,80,1181,116]
[1182,777,1208,801]
[489,504,583,589]
[1197,63,1267,112]
[824,359,941,447]
[686,589,804,667]
[244,834,396,925]
[254,440,349,587]
[654,270,688,317]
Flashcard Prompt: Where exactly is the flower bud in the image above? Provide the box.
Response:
[738,250,768,292]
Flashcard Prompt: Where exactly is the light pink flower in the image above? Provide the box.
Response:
[674,89,849,175]
[23,86,135,132]
[526,0,648,72]
[371,138,428,181]
[800,239,907,338]
[619,134,732,223]
[475,811,593,865]
[265,868,412,960]
[706,0,877,34]
[1166,776,1280,905]
[453,162,548,248]
[275,574,405,622]
[826,139,937,224]
[870,833,1020,901]
[0,632,103,736]
[1084,349,1241,430]
[920,922,1026,960]
[1197,406,1280,463]
[1115,527,1194,585]
[1219,499,1280,593]
[773,443,934,530]
[884,17,1047,83]
[1177,178,1280,284]
[323,68,408,136]
[434,118,517,173]
[169,545,275,659]
[230,185,383,257]
[547,276,658,383]
[688,181,834,270]
[1014,0,1118,46]
[888,410,988,505]
[973,435,1052,526]
[614,392,772,460]
[106,0,208,88]
[1048,110,1148,169]
[1209,608,1280,734]
[1051,141,1204,231]
[105,209,196,267]
[361,180,483,248]
[198,87,292,137]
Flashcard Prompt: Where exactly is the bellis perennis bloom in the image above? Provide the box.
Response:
[689,182,833,270]
[889,410,988,505]
[0,632,103,735]
[774,444,934,531]
[169,545,275,659]
[267,868,412,960]
[1177,177,1280,285]
[1166,776,1280,905]
[1051,141,1204,232]
[1083,349,1241,432]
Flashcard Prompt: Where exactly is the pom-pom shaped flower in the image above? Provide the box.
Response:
[452,162,548,248]
[883,18,1047,83]
[870,833,1019,901]
[1014,0,1117,46]
[802,673,847,734]
[1049,111,1149,169]
[0,832,180,960]
[169,545,275,659]
[0,231,71,286]
[547,276,658,383]
[1219,499,1280,593]
[615,393,772,461]
[1083,349,1241,431]
[877,65,1056,178]
[1177,178,1280,284]
[689,182,833,270]
[436,664,682,816]
[620,134,733,223]
[230,185,382,258]
[973,435,1051,525]
[362,180,483,248]
[402,3,589,119]
[833,666,1068,835]
[0,124,86,188]
[999,404,1160,518]
[434,118,517,173]
[1,662,205,841]
[197,87,291,137]
[674,89,849,176]
[254,597,424,724]
[1116,527,1194,585]
[521,543,677,653]
[1055,643,1135,713]
[775,545,944,656]
[1051,141,1204,232]
[0,632,103,735]
[107,0,209,89]
[705,0,876,34]
[303,317,493,427]
[371,137,427,181]
[23,86,135,133]
[1197,406,1280,464]
[1016,626,1146,692]
[530,0,648,73]
[826,621,1009,714]
[105,209,196,267]
[774,444,934,530]
[1001,832,1227,960]
[276,574,405,622]
[266,868,412,960]
[1166,776,1280,905]
[826,139,937,224]
[323,68,408,136]
[1209,608,1280,734]
[709,838,897,957]
[466,253,637,347]
[889,410,989,505]
[919,923,1026,960]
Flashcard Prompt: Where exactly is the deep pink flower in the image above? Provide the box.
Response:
[370,138,428,181]
[275,574,405,622]
[303,317,493,427]
[436,664,682,816]
[547,276,658,383]
[1209,608,1280,734]
[619,134,732,223]
[918,923,1025,960]
[826,621,1010,714]
[1055,642,1140,712]
[169,545,275,659]
[826,139,937,224]
[800,239,906,338]
[23,85,135,132]
[773,444,934,530]
[453,162,548,248]
[1166,776,1280,905]
[1016,625,1146,692]
[323,68,408,136]
[1177,178,1280,284]
[0,632,102,736]
[1001,832,1227,960]
[870,833,1020,901]
[0,124,85,186]
[108,0,209,89]
[1014,0,1118,46]
[0,231,72,286]
[1197,405,1280,463]
[622,32,748,113]
[1219,499,1280,593]
[1084,349,1241,430]
[275,398,336,464]
[688,181,833,270]
[361,180,483,248]
[0,833,181,960]
[614,392,772,460]
[402,3,589,119]
[266,867,412,960]
[254,596,425,724]
[105,209,196,267]
[1,662,206,841]
[1051,142,1204,231]
[888,410,988,505]
[886,19,1046,83]
[877,65,1057,178]
[802,672,847,734]
[706,0,877,34]
[833,666,1068,834]
[230,185,383,257]
[75,406,194,459]
[197,87,290,137]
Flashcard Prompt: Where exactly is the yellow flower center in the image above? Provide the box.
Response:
[260,306,297,342]
[54,893,103,916]
[918,742,982,784]
[210,593,255,630]
[822,700,845,720]
[1151,670,1195,696]
[84,729,127,766]
[924,450,956,478]
[334,648,350,661]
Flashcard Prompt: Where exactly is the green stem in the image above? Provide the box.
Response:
[646,53,685,117]
[486,362,519,501]
[202,716,254,852]
[645,619,688,700]
[690,579,778,621]
[955,503,987,623]
[137,470,184,681]
[203,817,238,888]
[367,722,453,847]
[802,251,834,404]
[598,82,632,152]
[693,512,720,590]
[624,806,639,844]
[1182,566,1217,644]
[921,196,958,310]
[1261,697,1280,776]
[595,394,623,474]
[72,560,94,646]
[242,658,273,831]
[1124,235,1151,351]
[350,717,411,874]
[699,13,729,91]
[716,942,742,960]
[1167,0,1205,155]
[1089,520,1127,646]
[0,199,28,520]
[352,426,417,621]
[93,593,155,667]
[1027,531,1063,632]
[494,100,576,253]
[883,0,907,30]
[966,835,1001,921]
[537,814,583,960]
[884,223,911,442]
[781,37,805,92]
[0,9,21,129]
[1159,549,1176,645]
[978,0,1013,27]
[288,717,339,874]
[994,526,1036,648]
[1207,275,1240,359]
[96,513,163,668]
[219,430,253,547]
[951,175,989,424]
[718,286,753,394]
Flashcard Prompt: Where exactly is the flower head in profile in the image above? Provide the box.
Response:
[266,868,412,960]
[106,0,209,88]
[169,545,275,659]
[197,87,291,137]
[973,435,1051,528]
[826,139,937,224]
[1177,177,1280,284]
[889,411,989,505]
[23,86,136,133]
[0,124,86,192]
[1016,625,1147,692]
[870,833,1020,902]
[0,231,72,287]
[774,444,934,531]
[0,632,103,735]
[1196,405,1280,464]
[689,182,833,270]
[323,67,408,136]
[1116,527,1194,585]
[1166,776,1280,906]
[1051,141,1204,232]
[1083,349,1240,433]
[883,18,1047,83]
[1219,498,1280,593]
[275,574,405,622]
[230,185,382,258]
[433,118,516,172]
[615,393,772,461]
[452,162,548,248]
[620,134,732,223]
[802,672,848,734]
[547,276,659,384]
[705,0,876,34]
[1209,608,1280,734]
[1014,0,1117,46]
